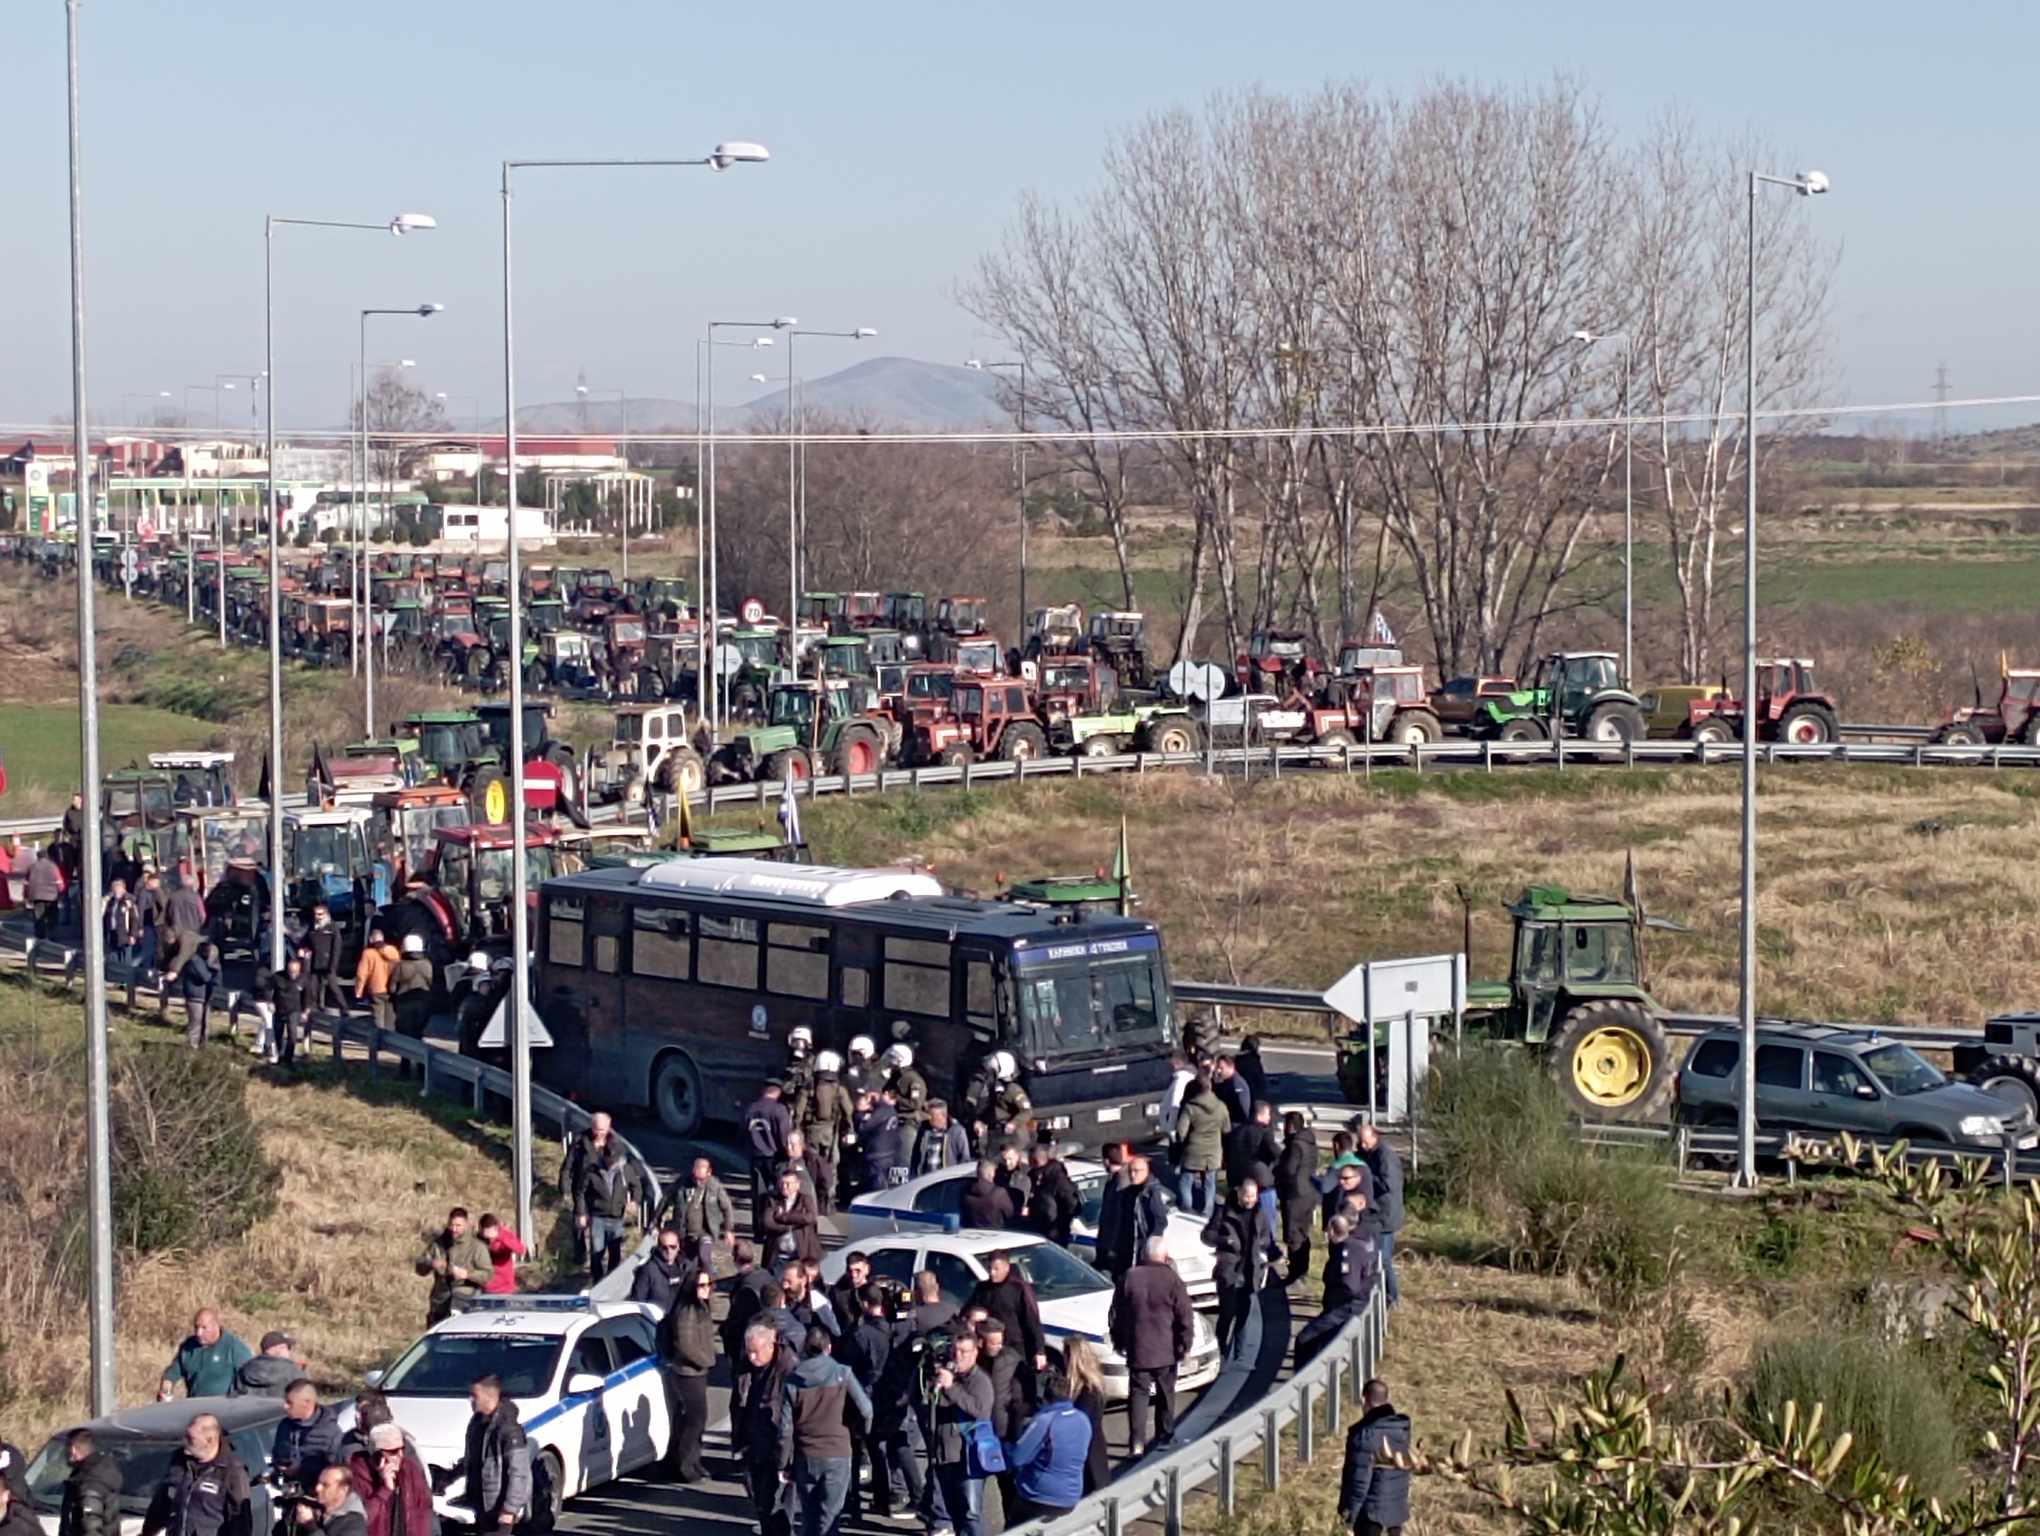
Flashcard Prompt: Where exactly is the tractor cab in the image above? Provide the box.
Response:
[1025,603,1086,660]
[815,635,873,680]
[842,591,886,630]
[382,601,429,642]
[1035,656,1117,725]
[415,822,564,953]
[801,592,846,630]
[950,637,1005,677]
[181,804,271,891]
[283,806,376,935]
[148,751,237,808]
[1087,611,1151,681]
[526,597,568,635]
[635,577,690,622]
[1335,641,1405,674]
[102,768,179,848]
[371,784,472,884]
[936,595,989,636]
[863,629,906,668]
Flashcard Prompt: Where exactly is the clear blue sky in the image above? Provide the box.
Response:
[5,0,2034,433]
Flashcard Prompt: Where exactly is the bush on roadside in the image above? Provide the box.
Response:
[1417,1043,1575,1215]
[1743,1329,1963,1499]
[109,1044,279,1255]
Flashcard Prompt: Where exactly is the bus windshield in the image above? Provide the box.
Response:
[1014,948,1168,1058]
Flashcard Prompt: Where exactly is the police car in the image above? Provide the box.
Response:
[360,1296,670,1525]
[843,1159,1219,1305]
[817,1229,1222,1402]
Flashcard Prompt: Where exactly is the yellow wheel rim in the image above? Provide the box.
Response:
[1572,1025,1650,1107]
[484,780,508,824]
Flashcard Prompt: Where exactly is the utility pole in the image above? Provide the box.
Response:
[1933,363,1951,444]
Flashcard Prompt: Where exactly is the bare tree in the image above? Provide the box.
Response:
[354,367,447,491]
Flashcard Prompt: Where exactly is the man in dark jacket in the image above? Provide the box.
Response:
[852,1089,904,1193]
[779,1328,871,1536]
[825,1253,872,1332]
[1274,1114,1320,1283]
[1212,1053,1254,1130]
[965,1250,1046,1369]
[1201,1177,1277,1356]
[927,1331,995,1536]
[745,1083,795,1240]
[559,1112,621,1267]
[268,957,314,1069]
[909,1101,972,1178]
[416,1208,493,1325]
[959,1161,1014,1229]
[762,1169,822,1268]
[1236,1036,1270,1103]
[1093,1144,1132,1278]
[180,943,223,1048]
[1225,1101,1281,1189]
[272,1380,343,1487]
[449,1376,531,1532]
[1108,1236,1196,1456]
[630,1229,690,1313]
[723,1240,774,1362]
[1356,1123,1405,1307]
[1024,1142,1080,1247]
[574,1140,644,1284]
[25,845,63,943]
[845,1286,913,1520]
[1117,1157,1171,1285]
[1338,1380,1412,1536]
[305,905,348,1016]
[58,1430,122,1536]
[660,1156,736,1275]
[1295,1214,1381,1370]
[733,1323,799,1536]
[231,1331,299,1397]
[141,1414,252,1536]
[660,1266,719,1483]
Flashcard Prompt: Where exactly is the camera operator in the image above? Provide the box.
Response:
[927,1330,993,1536]
[286,1468,363,1536]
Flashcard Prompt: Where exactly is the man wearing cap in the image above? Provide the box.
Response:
[230,1332,300,1398]
[352,1424,430,1536]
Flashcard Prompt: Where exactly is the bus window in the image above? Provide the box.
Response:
[884,935,951,1018]
[697,913,760,988]
[965,958,997,1032]
[632,908,690,980]
[767,923,829,1000]
[839,968,870,1007]
[549,898,585,968]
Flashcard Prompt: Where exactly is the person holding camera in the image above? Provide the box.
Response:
[289,1467,364,1536]
[927,1330,994,1536]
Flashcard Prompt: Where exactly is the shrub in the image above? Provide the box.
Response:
[1417,1044,1573,1214]
[110,1044,279,1255]
[1744,1329,1963,1499]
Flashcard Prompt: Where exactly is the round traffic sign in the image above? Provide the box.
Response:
[119,548,140,581]
[715,642,746,678]
[739,595,766,626]
[1167,659,1227,703]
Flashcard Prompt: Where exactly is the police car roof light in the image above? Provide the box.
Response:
[455,1294,595,1314]
[943,1215,961,1234]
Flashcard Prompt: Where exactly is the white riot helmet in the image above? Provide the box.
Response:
[884,1043,914,1070]
[990,1050,1018,1081]
[788,1025,814,1053]
[815,1049,843,1075]
[848,1035,876,1061]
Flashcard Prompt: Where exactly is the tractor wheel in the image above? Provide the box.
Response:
[463,646,489,681]
[834,729,881,779]
[469,768,511,825]
[656,746,707,799]
[1690,716,1737,745]
[1968,1055,2040,1124]
[1081,733,1118,758]
[1497,717,1547,743]
[765,747,812,785]
[1546,1000,1674,1122]
[1933,721,1987,746]
[1777,702,1838,746]
[1389,708,1443,746]
[938,743,974,769]
[1584,700,1647,742]
[1002,722,1048,762]
[524,661,546,691]
[1145,717,1201,756]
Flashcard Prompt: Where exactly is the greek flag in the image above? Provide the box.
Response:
[1369,609,1396,645]
[778,770,802,848]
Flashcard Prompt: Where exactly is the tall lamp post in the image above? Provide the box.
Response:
[1570,330,1633,683]
[64,0,115,1417]
[966,357,1028,624]
[783,327,876,632]
[705,318,795,731]
[501,140,768,1242]
[1735,167,1829,1189]
[359,306,440,725]
[266,209,437,972]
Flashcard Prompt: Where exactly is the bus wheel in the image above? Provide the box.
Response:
[651,1050,704,1136]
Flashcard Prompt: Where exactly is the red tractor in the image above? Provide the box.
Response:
[1235,629,1324,698]
[1934,659,2040,746]
[1310,665,1445,746]
[1683,658,1841,745]
[406,822,565,954]
[905,678,1047,767]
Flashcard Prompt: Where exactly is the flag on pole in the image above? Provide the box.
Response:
[1369,609,1396,646]
[1114,812,1131,916]
[1623,848,1643,923]
[778,771,803,851]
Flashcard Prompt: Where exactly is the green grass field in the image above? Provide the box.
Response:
[0,704,225,815]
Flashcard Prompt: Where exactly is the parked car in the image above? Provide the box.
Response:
[1431,675,1516,730]
[352,1296,669,1528]
[844,1159,1217,1305]
[1676,1024,2040,1150]
[819,1230,1221,1401]
[26,1398,286,1536]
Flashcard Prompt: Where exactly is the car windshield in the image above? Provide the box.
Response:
[380,1330,562,1398]
[1862,1042,1946,1096]
[1007,1243,1111,1303]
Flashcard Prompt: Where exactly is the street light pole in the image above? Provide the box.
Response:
[502,141,768,1244]
[1735,168,1829,1189]
[783,327,876,637]
[358,307,440,729]
[265,210,436,973]
[64,0,115,1419]
[1570,330,1633,683]
[967,358,1028,624]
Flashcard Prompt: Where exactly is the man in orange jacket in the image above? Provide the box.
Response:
[353,927,401,1034]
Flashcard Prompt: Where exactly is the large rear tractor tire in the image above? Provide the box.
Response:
[1584,700,1647,743]
[834,728,881,779]
[1690,716,1737,745]
[1969,1054,2040,1125]
[1081,733,1118,759]
[766,747,812,785]
[468,768,511,825]
[1143,717,1201,756]
[1497,717,1547,743]
[1546,1000,1674,1122]
[1002,722,1048,762]
[1778,701,1839,746]
[655,746,707,799]
[1933,720,1987,746]
[938,743,974,769]
[1389,708,1443,746]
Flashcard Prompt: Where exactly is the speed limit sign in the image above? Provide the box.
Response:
[739,595,766,626]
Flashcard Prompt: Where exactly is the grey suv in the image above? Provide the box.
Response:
[1676,1024,2040,1149]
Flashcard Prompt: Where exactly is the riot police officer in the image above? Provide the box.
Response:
[802,1049,857,1216]
[784,1025,817,1123]
[884,1043,928,1130]
[845,1036,884,1099]
[964,1050,1032,1152]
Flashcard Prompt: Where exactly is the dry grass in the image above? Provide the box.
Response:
[0,981,569,1446]
[780,764,2040,1035]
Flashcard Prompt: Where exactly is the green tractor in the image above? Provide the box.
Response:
[1472,652,1648,743]
[393,710,512,822]
[1338,883,1677,1121]
[710,678,890,784]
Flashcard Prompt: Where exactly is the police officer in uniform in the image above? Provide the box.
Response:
[845,1036,884,1099]
[802,1049,857,1216]
[784,1025,817,1125]
[884,1043,928,1130]
[964,1051,1032,1153]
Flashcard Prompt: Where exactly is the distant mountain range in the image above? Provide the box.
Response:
[507,356,1013,435]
